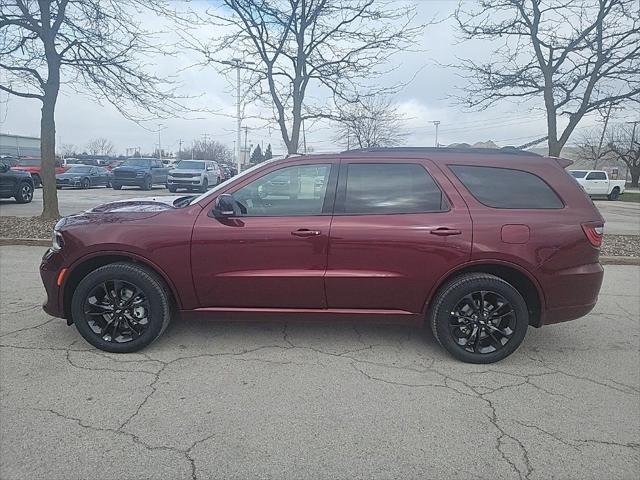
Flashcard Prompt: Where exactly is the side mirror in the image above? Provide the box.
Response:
[212,194,236,218]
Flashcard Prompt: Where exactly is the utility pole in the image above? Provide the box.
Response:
[222,58,255,173]
[178,139,183,160]
[201,133,210,160]
[157,124,166,161]
[432,121,441,147]
[302,119,307,154]
[243,126,249,167]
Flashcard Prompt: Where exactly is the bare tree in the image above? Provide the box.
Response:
[57,142,76,157]
[0,0,185,218]
[86,137,115,156]
[180,140,233,164]
[188,0,426,154]
[454,0,640,157]
[335,96,406,150]
[606,123,640,187]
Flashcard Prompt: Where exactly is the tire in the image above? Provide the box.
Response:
[14,181,34,203]
[32,174,41,188]
[168,185,177,193]
[106,180,111,188]
[71,262,172,353]
[81,177,90,189]
[141,176,152,190]
[429,273,529,364]
[217,177,221,185]
[200,178,209,193]
[607,188,620,201]
[112,184,122,190]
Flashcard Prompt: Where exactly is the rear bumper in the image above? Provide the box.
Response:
[540,262,604,326]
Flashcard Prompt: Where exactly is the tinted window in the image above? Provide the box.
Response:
[232,164,331,216]
[570,171,588,178]
[586,171,606,180]
[18,159,41,167]
[66,166,92,174]
[343,163,447,214]
[450,165,563,209]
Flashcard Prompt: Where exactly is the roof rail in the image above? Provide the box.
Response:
[341,146,541,157]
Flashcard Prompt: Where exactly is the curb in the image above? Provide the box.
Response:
[1,238,638,265]
[600,256,640,266]
[0,238,50,247]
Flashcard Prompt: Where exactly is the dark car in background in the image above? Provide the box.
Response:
[111,158,168,190]
[56,166,113,189]
[41,147,605,364]
[0,161,34,203]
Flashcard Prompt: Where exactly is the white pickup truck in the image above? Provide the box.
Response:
[569,170,626,200]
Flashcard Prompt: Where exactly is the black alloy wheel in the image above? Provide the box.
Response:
[71,263,171,353]
[81,177,90,189]
[430,273,528,363]
[448,290,516,354]
[83,279,151,343]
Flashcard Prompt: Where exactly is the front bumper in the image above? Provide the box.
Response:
[113,177,145,186]
[40,249,65,319]
[56,179,82,188]
[167,177,203,186]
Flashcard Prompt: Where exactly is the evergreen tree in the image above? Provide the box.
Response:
[250,145,264,164]
[264,144,273,160]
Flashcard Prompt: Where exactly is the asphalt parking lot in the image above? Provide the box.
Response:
[0,245,638,480]
[1,187,638,235]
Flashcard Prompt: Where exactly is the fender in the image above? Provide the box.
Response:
[422,258,547,315]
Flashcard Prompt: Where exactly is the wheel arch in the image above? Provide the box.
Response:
[62,252,181,322]
[425,260,545,327]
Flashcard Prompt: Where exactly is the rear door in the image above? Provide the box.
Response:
[585,171,608,194]
[325,159,472,314]
[191,160,338,308]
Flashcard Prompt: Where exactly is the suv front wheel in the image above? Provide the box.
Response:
[429,273,528,364]
[71,262,172,353]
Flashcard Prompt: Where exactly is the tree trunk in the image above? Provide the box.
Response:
[629,165,640,188]
[547,140,563,158]
[40,93,60,219]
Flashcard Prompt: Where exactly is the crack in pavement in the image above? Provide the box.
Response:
[0,317,56,338]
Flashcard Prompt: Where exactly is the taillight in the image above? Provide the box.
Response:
[582,223,604,248]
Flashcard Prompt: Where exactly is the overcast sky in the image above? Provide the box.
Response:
[0,0,635,157]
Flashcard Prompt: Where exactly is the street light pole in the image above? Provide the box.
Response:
[432,121,441,147]
[222,58,255,173]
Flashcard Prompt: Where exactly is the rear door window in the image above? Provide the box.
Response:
[341,163,448,214]
[449,165,563,209]
[586,171,606,180]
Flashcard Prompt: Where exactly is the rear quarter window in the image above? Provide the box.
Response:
[449,165,563,209]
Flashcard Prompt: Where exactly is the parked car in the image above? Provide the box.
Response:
[12,157,66,188]
[0,162,34,203]
[111,158,168,190]
[569,170,626,200]
[219,164,235,181]
[41,147,604,363]
[56,165,113,189]
[167,160,221,193]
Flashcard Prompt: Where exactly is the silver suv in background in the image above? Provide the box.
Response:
[167,160,221,193]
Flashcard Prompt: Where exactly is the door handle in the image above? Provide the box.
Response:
[291,229,321,237]
[430,227,462,236]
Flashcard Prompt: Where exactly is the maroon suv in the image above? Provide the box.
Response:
[40,148,604,363]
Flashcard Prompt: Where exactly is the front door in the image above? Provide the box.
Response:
[191,162,337,309]
[325,159,472,313]
[585,171,608,194]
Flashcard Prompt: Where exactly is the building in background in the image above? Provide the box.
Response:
[0,133,40,157]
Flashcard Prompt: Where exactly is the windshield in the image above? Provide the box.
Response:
[570,170,588,178]
[190,157,282,205]
[176,161,205,170]
[66,166,92,174]
[121,159,151,168]
[18,159,41,167]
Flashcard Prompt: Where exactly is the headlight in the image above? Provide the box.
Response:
[51,230,64,252]
[136,171,145,177]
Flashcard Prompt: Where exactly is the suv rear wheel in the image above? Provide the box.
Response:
[429,273,528,364]
[71,262,171,353]
[14,181,34,203]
